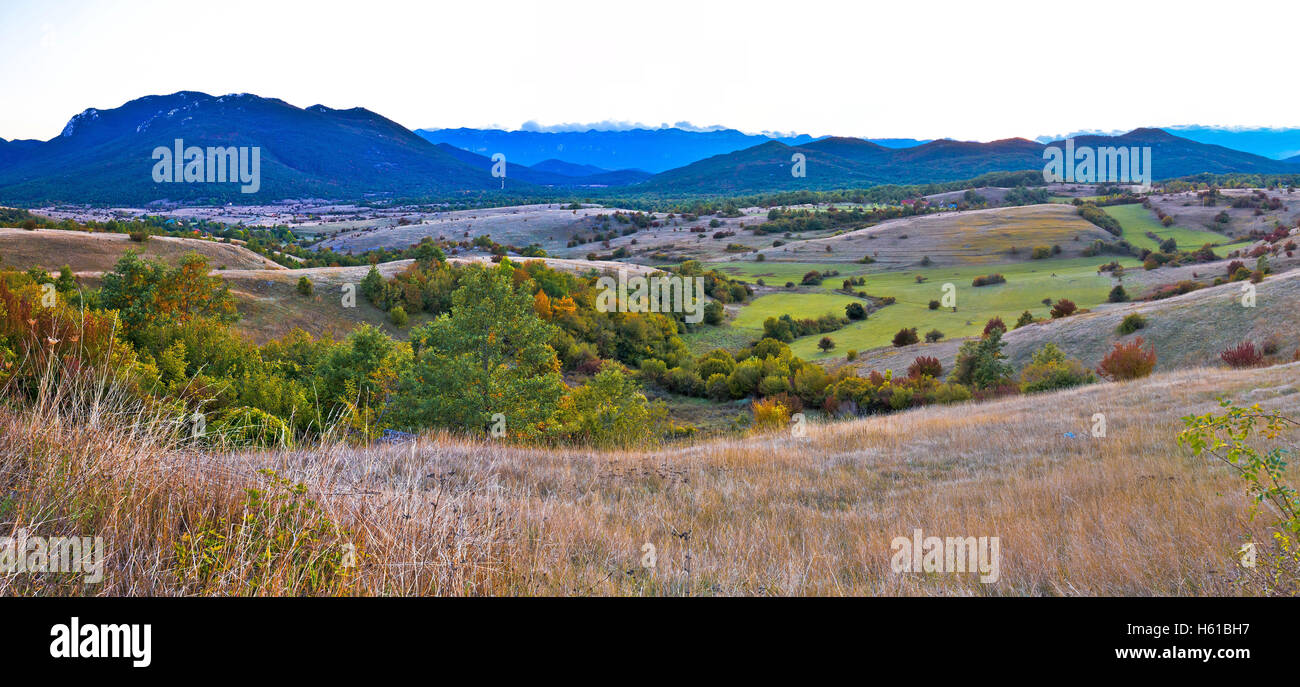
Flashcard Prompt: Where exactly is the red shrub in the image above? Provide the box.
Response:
[982,317,1006,337]
[907,356,943,379]
[1097,337,1157,381]
[1050,299,1078,319]
[1220,341,1265,369]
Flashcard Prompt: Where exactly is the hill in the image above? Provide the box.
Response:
[431,144,652,187]
[849,266,1300,376]
[0,92,532,204]
[414,126,821,173]
[16,357,1296,595]
[0,227,283,273]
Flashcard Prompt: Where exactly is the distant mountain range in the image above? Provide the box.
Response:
[641,128,1298,193]
[413,127,932,174]
[1042,126,1300,161]
[0,91,1296,204]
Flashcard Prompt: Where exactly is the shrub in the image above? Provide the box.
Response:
[20,218,38,230]
[801,271,824,286]
[844,302,867,320]
[129,230,149,242]
[665,366,705,395]
[907,356,942,379]
[982,317,1006,337]
[845,349,858,362]
[931,383,973,405]
[928,299,940,310]
[1097,337,1156,381]
[817,336,835,352]
[1031,245,1051,259]
[1019,343,1096,394]
[892,327,919,347]
[1116,313,1146,335]
[1049,299,1077,319]
[296,276,313,296]
[972,273,1006,287]
[1014,311,1034,329]
[1107,284,1128,302]
[389,305,408,327]
[751,397,791,433]
[924,329,944,343]
[1220,341,1265,369]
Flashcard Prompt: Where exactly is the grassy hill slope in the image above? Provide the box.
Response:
[15,360,1295,595]
[0,228,283,273]
[850,266,1300,375]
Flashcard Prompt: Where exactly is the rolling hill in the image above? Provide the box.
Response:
[0,227,283,273]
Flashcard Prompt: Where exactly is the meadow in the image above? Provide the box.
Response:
[718,256,1141,360]
[1102,203,1229,253]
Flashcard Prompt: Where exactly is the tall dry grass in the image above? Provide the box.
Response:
[2,362,1298,596]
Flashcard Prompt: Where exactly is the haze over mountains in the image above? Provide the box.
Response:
[1041,126,1300,161]
[1,91,1298,204]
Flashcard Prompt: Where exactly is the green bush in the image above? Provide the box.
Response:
[1019,343,1096,394]
[1116,313,1146,335]
[389,305,408,327]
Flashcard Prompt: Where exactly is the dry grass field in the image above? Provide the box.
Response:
[751,204,1115,268]
[4,362,1295,596]
[0,227,283,273]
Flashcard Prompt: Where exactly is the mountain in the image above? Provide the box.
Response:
[0,92,527,204]
[640,129,1297,194]
[0,137,41,167]
[529,159,611,177]
[1161,126,1300,160]
[639,137,1042,193]
[414,127,822,173]
[431,143,652,187]
[1046,128,1292,178]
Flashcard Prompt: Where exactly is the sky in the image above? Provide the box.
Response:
[2,0,1297,142]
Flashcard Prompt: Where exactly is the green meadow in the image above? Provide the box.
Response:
[1102,204,1227,253]
[714,256,1142,361]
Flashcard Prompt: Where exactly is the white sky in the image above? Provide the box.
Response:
[2,0,1296,142]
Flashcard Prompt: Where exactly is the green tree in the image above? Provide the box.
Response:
[555,365,666,447]
[950,327,1012,389]
[392,265,564,439]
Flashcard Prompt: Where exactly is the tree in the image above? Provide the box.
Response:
[818,336,835,352]
[297,276,313,296]
[950,327,1013,389]
[361,265,386,306]
[1107,284,1128,303]
[555,365,666,447]
[845,302,867,320]
[100,250,237,341]
[392,265,564,439]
